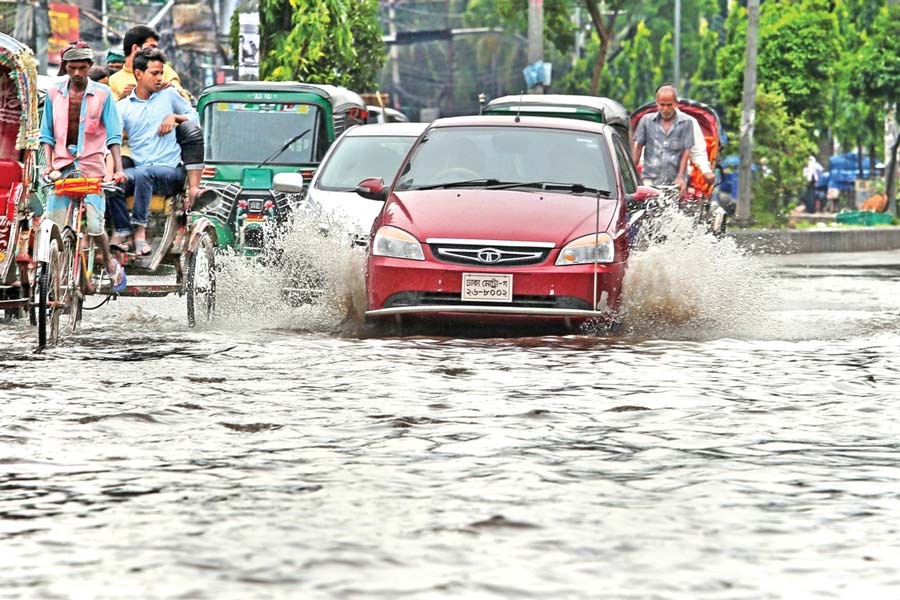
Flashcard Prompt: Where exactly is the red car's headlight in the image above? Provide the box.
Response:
[372,226,425,261]
[556,233,615,265]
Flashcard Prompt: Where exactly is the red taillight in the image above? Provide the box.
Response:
[238,200,248,209]
[347,107,368,122]
[201,166,217,178]
[263,200,274,210]
[300,169,315,180]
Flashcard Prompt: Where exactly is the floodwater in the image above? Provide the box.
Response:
[2,218,900,599]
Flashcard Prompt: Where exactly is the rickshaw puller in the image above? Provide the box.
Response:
[39,42,127,287]
[632,85,694,195]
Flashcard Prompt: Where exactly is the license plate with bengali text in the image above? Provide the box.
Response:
[461,273,513,303]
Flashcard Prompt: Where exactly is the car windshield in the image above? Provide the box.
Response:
[316,135,417,191]
[396,126,615,193]
[204,101,319,164]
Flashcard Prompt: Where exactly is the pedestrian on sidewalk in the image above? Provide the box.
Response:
[802,155,824,213]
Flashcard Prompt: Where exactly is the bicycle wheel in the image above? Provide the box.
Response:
[186,232,216,327]
[58,230,82,335]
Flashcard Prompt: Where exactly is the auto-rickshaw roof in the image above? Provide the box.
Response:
[198,81,366,112]
[486,94,628,121]
[484,94,631,141]
[0,32,40,150]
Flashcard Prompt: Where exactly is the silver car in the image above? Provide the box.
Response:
[301,122,428,245]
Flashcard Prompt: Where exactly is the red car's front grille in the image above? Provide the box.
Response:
[428,242,551,267]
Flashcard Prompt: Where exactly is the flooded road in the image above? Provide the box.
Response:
[2,242,900,599]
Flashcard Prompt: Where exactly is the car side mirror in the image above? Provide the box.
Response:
[273,172,305,194]
[626,185,661,210]
[356,177,387,201]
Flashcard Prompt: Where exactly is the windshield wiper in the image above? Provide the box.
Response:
[493,181,613,195]
[411,178,508,191]
[258,128,311,168]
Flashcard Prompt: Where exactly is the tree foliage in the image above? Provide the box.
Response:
[850,4,900,107]
[747,89,817,226]
[259,0,384,90]
[717,0,841,134]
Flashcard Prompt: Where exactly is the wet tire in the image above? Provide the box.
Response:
[37,261,48,348]
[186,232,216,327]
[36,239,62,349]
[59,231,81,336]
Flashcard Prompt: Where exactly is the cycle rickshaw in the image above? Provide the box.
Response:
[0,34,44,325]
[36,172,218,348]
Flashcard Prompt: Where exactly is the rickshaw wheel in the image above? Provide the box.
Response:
[186,232,216,327]
[59,230,82,336]
[36,239,62,349]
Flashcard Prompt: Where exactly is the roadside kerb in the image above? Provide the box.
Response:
[728,226,900,254]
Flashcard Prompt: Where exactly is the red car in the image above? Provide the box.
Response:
[357,115,656,331]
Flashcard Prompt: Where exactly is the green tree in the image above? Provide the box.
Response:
[259,0,384,88]
[851,4,900,209]
[718,0,841,135]
[747,89,817,226]
[689,17,721,108]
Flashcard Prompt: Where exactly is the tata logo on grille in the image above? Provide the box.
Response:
[477,248,503,263]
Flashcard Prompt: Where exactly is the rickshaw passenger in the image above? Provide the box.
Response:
[109,25,202,207]
[39,42,127,285]
[109,48,197,256]
[688,117,715,186]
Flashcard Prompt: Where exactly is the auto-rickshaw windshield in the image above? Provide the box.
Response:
[203,101,320,164]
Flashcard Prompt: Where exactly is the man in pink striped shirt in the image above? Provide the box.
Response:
[39,42,127,287]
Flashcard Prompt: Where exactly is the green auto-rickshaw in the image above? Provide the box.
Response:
[194,81,367,252]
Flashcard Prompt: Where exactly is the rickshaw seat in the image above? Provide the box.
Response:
[125,194,170,214]
[0,159,23,190]
[0,159,23,210]
[688,135,719,198]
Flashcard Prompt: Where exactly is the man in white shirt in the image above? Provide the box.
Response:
[688,115,716,186]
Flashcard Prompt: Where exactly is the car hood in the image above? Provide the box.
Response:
[304,187,385,236]
[384,189,619,243]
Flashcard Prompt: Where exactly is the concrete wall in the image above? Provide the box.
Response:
[729,226,900,254]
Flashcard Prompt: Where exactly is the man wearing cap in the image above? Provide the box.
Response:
[39,41,127,288]
[105,48,125,75]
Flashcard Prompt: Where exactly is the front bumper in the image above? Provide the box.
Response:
[366,256,624,322]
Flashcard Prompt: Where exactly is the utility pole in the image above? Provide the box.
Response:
[674,0,681,87]
[389,0,399,101]
[528,0,543,94]
[447,0,454,113]
[886,0,898,214]
[35,0,49,75]
[572,5,582,68]
[736,0,759,226]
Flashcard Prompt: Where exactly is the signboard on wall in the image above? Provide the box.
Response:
[238,12,260,80]
[48,3,80,66]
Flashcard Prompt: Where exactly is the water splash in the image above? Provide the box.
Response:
[214,217,367,333]
[620,203,776,339]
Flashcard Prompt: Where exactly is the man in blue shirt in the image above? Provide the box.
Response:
[108,48,198,255]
